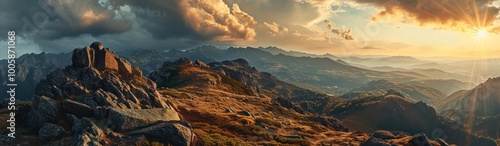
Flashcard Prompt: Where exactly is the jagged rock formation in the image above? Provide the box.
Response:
[149,58,256,95]
[26,42,195,145]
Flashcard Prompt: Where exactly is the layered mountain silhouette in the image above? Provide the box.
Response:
[0,43,498,145]
[0,52,70,100]
[344,79,446,105]
[438,77,500,140]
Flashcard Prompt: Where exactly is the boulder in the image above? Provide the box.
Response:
[126,121,195,146]
[72,46,95,68]
[33,96,59,121]
[72,132,102,146]
[94,48,118,72]
[408,133,432,146]
[145,122,194,146]
[65,114,79,126]
[71,118,104,139]
[371,130,396,139]
[29,96,59,131]
[38,123,66,143]
[89,42,104,50]
[116,57,133,78]
[28,110,48,132]
[360,137,391,146]
[63,99,94,117]
[132,66,142,77]
[108,108,181,131]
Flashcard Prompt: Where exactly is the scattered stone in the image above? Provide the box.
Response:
[108,108,181,131]
[72,132,102,146]
[224,107,234,113]
[361,137,391,146]
[144,122,196,146]
[237,110,253,117]
[371,130,396,139]
[65,114,79,126]
[63,99,94,117]
[38,123,66,143]
[408,133,432,146]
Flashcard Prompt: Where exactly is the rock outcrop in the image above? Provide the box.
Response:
[27,42,195,145]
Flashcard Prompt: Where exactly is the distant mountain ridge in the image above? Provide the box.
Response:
[327,94,496,146]
[347,80,447,105]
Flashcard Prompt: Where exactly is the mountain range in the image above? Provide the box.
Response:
[0,43,498,145]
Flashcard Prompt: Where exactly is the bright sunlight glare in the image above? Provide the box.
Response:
[476,29,487,38]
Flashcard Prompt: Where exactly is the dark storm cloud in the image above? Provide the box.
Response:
[351,0,500,31]
[0,0,131,39]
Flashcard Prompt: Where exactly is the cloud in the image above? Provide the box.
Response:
[350,0,500,32]
[0,0,349,54]
[489,26,500,33]
[360,46,382,50]
[324,20,354,40]
[223,0,323,26]
[108,0,257,41]
[0,0,131,40]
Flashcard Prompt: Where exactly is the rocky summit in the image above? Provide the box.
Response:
[26,42,195,145]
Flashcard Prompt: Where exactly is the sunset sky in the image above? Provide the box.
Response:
[2,0,500,58]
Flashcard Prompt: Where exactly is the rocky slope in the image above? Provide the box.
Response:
[150,58,343,114]
[146,58,460,145]
[4,42,195,145]
[328,94,497,146]
[438,77,500,140]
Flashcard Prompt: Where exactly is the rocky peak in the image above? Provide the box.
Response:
[72,42,142,78]
[28,42,194,145]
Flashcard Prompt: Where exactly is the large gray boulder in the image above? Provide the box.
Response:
[371,130,396,139]
[108,108,181,131]
[126,121,195,146]
[360,137,391,146]
[63,99,94,117]
[38,123,66,143]
[408,133,432,146]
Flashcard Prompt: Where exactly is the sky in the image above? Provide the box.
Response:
[1,0,500,58]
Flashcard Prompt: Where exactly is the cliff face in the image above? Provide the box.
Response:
[27,42,195,146]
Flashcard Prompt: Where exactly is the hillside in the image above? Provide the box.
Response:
[405,79,473,95]
[146,58,461,145]
[348,80,447,105]
[438,77,500,140]
[328,95,496,146]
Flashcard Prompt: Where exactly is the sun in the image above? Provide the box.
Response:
[476,29,488,38]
